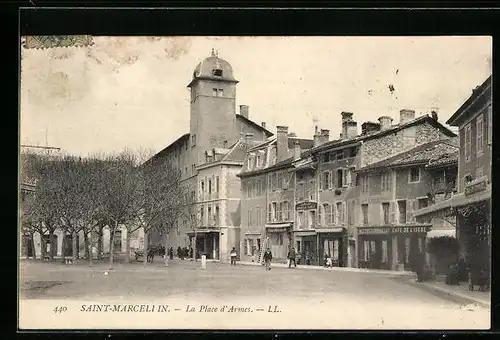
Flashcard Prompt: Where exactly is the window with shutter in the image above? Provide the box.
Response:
[476,114,484,155]
[318,204,323,225]
[268,203,272,222]
[406,199,413,224]
[330,171,334,190]
[390,201,396,224]
[465,124,472,162]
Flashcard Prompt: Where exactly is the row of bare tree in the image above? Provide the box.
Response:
[20,149,186,268]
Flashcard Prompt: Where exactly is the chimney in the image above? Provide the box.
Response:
[400,109,415,124]
[261,122,266,129]
[313,126,322,147]
[378,116,393,131]
[361,122,381,135]
[431,108,438,121]
[244,133,254,141]
[276,125,289,162]
[341,112,357,140]
[293,141,301,161]
[320,129,330,143]
[239,105,249,119]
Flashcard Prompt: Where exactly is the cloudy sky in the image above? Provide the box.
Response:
[20,36,492,157]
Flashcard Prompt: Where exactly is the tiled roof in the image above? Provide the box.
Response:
[221,139,262,162]
[236,114,274,137]
[288,137,314,150]
[311,115,456,154]
[426,152,458,168]
[357,138,459,172]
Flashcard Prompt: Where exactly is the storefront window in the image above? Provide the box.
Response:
[405,237,410,263]
[363,240,370,261]
[382,240,388,263]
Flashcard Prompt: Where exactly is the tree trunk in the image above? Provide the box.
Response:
[97,225,103,260]
[143,229,149,265]
[40,234,47,260]
[109,221,118,270]
[48,229,55,260]
[88,229,93,267]
[193,231,197,261]
[125,228,131,264]
[72,230,78,261]
[61,232,66,263]
[30,233,36,260]
[83,228,90,260]
[163,232,168,267]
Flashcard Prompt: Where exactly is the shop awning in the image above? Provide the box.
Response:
[186,229,219,235]
[265,223,292,228]
[427,229,456,239]
[294,230,316,237]
[316,228,344,233]
[244,232,261,236]
[413,185,491,217]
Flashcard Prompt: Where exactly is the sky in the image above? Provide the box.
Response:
[20,36,492,157]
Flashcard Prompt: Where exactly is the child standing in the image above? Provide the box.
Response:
[230,247,237,265]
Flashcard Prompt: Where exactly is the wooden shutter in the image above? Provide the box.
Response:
[390,201,396,224]
[329,171,334,190]
[406,199,413,224]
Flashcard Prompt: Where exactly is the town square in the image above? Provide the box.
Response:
[19,35,491,330]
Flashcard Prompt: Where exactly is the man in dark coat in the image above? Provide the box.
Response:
[263,248,273,271]
[287,247,297,268]
[169,247,174,260]
[177,246,182,260]
[410,251,425,282]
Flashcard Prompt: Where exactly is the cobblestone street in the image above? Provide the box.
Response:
[19,260,490,330]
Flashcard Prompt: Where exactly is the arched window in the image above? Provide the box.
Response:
[212,68,223,77]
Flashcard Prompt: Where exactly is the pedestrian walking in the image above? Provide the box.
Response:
[230,247,237,265]
[287,247,297,268]
[325,253,333,268]
[177,246,182,260]
[189,247,194,260]
[263,248,272,271]
[169,247,174,260]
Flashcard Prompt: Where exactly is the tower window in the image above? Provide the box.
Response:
[213,88,224,97]
[212,68,223,77]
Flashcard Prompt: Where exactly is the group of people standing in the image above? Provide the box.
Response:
[176,246,195,260]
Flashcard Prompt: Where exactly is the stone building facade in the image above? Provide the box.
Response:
[148,50,273,255]
[238,127,314,263]
[414,75,492,283]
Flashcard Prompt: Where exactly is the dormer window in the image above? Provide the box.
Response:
[212,68,223,77]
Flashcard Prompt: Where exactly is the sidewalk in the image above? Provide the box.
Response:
[402,277,491,309]
[236,260,417,277]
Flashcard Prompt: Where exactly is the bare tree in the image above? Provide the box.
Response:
[99,150,140,270]
[124,152,185,264]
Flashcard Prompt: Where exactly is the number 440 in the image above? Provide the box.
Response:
[53,306,67,313]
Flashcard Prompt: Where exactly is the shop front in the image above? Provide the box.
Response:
[317,228,347,267]
[456,198,491,285]
[358,225,431,271]
[188,229,220,260]
[243,232,262,262]
[265,223,292,261]
[293,230,316,265]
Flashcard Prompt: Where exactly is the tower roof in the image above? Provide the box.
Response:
[188,49,238,87]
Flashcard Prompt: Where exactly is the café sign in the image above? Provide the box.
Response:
[392,226,429,234]
[358,227,390,235]
[358,226,429,235]
[465,177,487,196]
[296,201,318,211]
